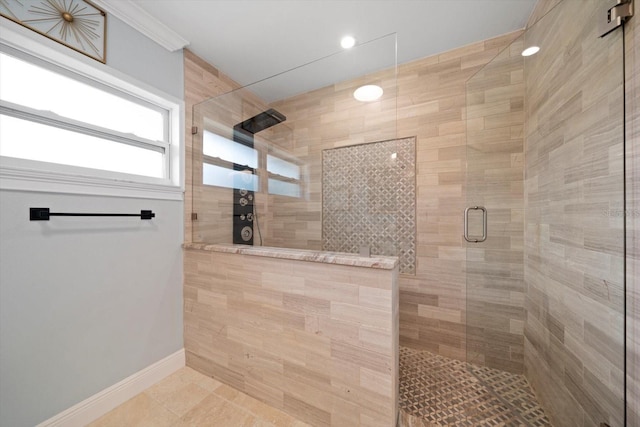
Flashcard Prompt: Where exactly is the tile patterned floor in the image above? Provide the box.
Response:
[88,367,311,427]
[91,350,551,427]
[399,347,552,427]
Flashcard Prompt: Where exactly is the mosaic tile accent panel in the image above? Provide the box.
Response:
[399,347,551,426]
[322,137,416,274]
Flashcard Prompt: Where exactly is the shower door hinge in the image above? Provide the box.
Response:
[600,0,634,37]
[191,212,198,220]
[191,126,198,135]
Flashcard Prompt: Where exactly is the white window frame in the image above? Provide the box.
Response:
[0,21,184,200]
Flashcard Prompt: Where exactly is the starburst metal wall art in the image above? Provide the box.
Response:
[0,0,106,63]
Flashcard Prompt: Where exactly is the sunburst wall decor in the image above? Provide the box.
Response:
[0,0,106,63]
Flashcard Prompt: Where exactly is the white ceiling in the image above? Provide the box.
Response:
[128,0,537,101]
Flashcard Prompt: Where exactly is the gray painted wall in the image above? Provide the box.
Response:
[108,16,184,99]
[0,192,184,426]
[0,15,184,427]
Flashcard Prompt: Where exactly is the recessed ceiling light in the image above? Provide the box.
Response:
[340,35,356,49]
[354,85,383,102]
[521,46,540,57]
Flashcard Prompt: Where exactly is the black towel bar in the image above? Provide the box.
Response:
[30,208,155,221]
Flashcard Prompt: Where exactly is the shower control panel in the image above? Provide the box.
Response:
[233,181,254,245]
[231,108,285,246]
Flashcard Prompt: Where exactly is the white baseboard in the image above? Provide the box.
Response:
[36,349,185,427]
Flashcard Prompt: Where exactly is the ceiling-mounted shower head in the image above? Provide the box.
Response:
[237,108,286,135]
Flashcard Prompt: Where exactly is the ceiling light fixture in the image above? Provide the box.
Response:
[340,35,356,49]
[354,85,383,102]
[521,46,540,57]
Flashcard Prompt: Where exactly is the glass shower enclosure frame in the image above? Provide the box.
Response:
[191,34,408,265]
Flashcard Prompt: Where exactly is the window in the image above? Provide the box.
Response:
[201,130,303,198]
[202,130,259,191]
[0,115,164,178]
[267,154,301,197]
[0,27,182,198]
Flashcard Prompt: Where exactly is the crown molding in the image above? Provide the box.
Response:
[91,0,189,52]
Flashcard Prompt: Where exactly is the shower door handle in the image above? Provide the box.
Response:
[464,206,487,243]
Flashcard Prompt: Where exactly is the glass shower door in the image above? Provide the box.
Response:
[464,31,533,425]
[465,0,626,425]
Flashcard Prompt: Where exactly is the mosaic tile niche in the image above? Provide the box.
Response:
[322,136,416,274]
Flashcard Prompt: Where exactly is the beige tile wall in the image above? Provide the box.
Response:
[265,67,398,251]
[183,248,399,427]
[183,4,640,425]
[183,3,640,423]
[267,32,522,364]
[184,49,241,244]
[626,5,640,425]
[186,33,522,367]
[464,37,525,373]
[186,32,520,370]
[523,0,626,426]
[191,89,274,245]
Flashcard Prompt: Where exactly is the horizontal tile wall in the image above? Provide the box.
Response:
[398,31,524,363]
[269,31,522,363]
[184,49,241,244]
[265,67,398,252]
[626,3,640,424]
[523,0,626,425]
[184,248,398,426]
[185,32,525,373]
[189,73,277,246]
[183,5,640,423]
[465,37,525,373]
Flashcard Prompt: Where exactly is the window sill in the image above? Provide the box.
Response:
[0,161,184,201]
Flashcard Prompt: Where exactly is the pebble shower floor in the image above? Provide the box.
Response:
[398,347,552,426]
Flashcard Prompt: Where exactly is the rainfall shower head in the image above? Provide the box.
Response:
[236,108,286,135]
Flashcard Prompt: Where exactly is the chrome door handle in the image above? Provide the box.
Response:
[464,206,487,243]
